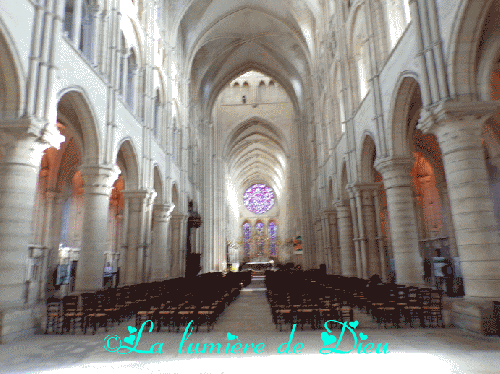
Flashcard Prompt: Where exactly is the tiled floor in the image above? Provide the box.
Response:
[1,278,499,374]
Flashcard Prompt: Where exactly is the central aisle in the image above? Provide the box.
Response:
[211,275,277,332]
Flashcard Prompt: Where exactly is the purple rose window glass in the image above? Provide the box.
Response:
[243,184,275,214]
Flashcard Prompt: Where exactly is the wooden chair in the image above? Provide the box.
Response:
[422,289,444,328]
[402,287,423,327]
[45,297,62,334]
[62,295,83,334]
[81,292,108,334]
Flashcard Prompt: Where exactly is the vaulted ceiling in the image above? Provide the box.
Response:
[170,0,320,115]
[224,115,287,198]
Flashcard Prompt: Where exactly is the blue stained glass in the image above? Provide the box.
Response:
[243,222,251,257]
[243,184,275,214]
[256,222,264,256]
[269,222,277,256]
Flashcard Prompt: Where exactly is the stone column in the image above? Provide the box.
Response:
[420,103,500,298]
[315,217,324,267]
[336,204,356,276]
[328,211,341,274]
[321,211,333,273]
[75,165,119,293]
[0,133,49,306]
[354,188,368,278]
[121,190,150,285]
[437,182,459,258]
[43,190,64,299]
[374,157,424,286]
[170,214,186,278]
[150,204,174,281]
[373,189,387,281]
[143,192,156,282]
[361,188,381,277]
[348,191,362,278]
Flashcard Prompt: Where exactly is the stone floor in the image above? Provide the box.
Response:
[1,277,499,374]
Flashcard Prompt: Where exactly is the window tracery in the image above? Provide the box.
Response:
[243,184,275,214]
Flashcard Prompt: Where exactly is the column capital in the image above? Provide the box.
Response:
[335,204,351,215]
[0,119,64,168]
[374,156,413,174]
[320,209,336,219]
[418,100,500,135]
[153,203,174,222]
[350,182,383,191]
[80,164,120,196]
[122,189,153,211]
[45,189,61,199]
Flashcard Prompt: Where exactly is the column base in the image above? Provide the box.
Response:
[0,303,43,344]
[449,298,498,336]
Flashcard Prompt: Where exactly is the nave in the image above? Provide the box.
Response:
[1,276,499,374]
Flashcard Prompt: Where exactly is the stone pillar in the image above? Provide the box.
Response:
[420,103,500,298]
[353,188,368,278]
[75,165,119,293]
[373,189,387,281]
[328,211,341,274]
[361,188,381,277]
[121,190,151,285]
[72,0,83,47]
[321,211,333,273]
[348,191,362,278]
[336,204,356,276]
[150,204,174,281]
[43,190,64,299]
[315,217,324,267]
[437,182,459,258]
[0,139,43,305]
[170,214,186,278]
[375,157,424,286]
[143,192,156,282]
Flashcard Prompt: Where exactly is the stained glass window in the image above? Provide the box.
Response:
[243,184,275,214]
[269,222,277,256]
[243,222,251,257]
[256,222,264,256]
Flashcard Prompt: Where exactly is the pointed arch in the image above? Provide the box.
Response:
[0,15,23,119]
[153,164,164,205]
[115,138,139,191]
[388,73,421,158]
[359,133,377,183]
[57,87,101,165]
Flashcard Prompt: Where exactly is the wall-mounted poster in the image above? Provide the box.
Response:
[56,264,71,285]
[293,236,303,254]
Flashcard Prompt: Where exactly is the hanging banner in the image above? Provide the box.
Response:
[293,236,303,255]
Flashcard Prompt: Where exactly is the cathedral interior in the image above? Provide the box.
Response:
[0,0,500,372]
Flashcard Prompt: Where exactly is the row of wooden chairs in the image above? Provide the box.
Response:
[134,272,248,332]
[361,284,444,328]
[265,271,444,330]
[266,271,354,331]
[45,271,251,335]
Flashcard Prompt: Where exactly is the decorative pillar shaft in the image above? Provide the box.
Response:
[150,204,174,281]
[349,193,362,278]
[354,189,368,278]
[0,134,47,305]
[122,190,152,285]
[170,214,186,278]
[75,165,119,293]
[420,105,500,298]
[373,189,387,281]
[362,189,381,277]
[375,157,424,286]
[336,205,356,276]
[437,183,459,258]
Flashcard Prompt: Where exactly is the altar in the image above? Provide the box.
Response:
[240,257,276,275]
